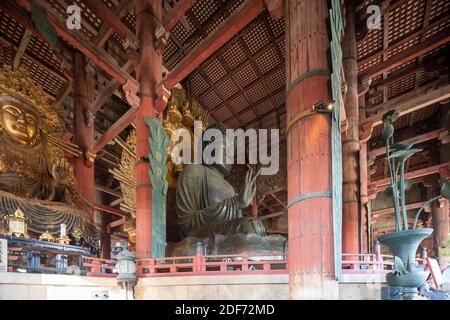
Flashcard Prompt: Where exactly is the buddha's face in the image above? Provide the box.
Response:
[0,102,39,146]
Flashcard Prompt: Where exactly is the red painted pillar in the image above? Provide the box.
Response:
[342,0,360,255]
[73,52,95,211]
[433,198,449,252]
[286,0,337,299]
[134,0,162,259]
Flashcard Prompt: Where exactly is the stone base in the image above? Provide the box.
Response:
[0,272,388,300]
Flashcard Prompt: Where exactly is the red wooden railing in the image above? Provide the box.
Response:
[6,248,429,278]
[81,256,116,277]
[137,253,288,277]
[341,253,394,274]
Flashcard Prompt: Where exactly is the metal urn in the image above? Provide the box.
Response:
[378,110,450,299]
[378,228,433,298]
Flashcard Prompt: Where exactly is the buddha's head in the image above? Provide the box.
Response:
[0,98,40,146]
[203,123,233,176]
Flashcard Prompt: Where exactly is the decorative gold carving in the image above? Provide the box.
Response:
[0,65,79,207]
[39,230,55,242]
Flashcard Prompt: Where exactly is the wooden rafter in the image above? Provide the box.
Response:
[362,83,450,126]
[96,0,132,48]
[163,0,197,31]
[359,31,450,80]
[94,203,128,218]
[13,29,31,69]
[369,128,448,158]
[93,108,137,153]
[83,0,137,45]
[372,201,426,218]
[92,61,135,113]
[17,0,138,92]
[161,0,267,89]
[373,163,449,189]
[94,184,122,198]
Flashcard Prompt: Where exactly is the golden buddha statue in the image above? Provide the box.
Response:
[0,65,97,241]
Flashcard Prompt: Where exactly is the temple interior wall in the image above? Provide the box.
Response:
[0,273,387,300]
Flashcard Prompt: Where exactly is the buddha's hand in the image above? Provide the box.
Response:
[237,167,260,209]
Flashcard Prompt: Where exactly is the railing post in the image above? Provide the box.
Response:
[242,255,248,272]
[92,259,100,275]
[149,259,155,275]
[374,241,382,270]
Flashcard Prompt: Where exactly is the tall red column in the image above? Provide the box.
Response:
[433,197,449,253]
[286,0,337,299]
[342,0,360,255]
[134,0,162,258]
[73,52,95,211]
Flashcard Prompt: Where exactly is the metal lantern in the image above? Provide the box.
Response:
[116,249,137,284]
[5,208,29,238]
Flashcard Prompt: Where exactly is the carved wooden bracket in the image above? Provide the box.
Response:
[84,107,95,128]
[358,75,372,97]
[85,61,96,81]
[359,121,374,142]
[84,149,96,168]
[368,184,378,200]
[123,80,140,109]
[154,24,170,54]
[438,130,450,144]
[155,84,171,113]
[123,37,139,66]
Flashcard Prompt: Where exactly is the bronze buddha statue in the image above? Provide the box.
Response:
[0,65,96,242]
[171,123,287,256]
[175,123,265,238]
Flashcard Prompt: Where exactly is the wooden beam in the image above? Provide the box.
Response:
[18,0,138,92]
[362,83,450,127]
[13,29,32,69]
[161,0,266,89]
[257,210,287,220]
[96,0,131,47]
[372,201,426,218]
[109,197,124,207]
[83,0,137,45]
[94,203,127,218]
[369,128,448,158]
[93,108,137,153]
[94,184,122,198]
[163,0,197,31]
[374,163,449,189]
[108,218,126,230]
[359,31,450,80]
[92,61,135,113]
